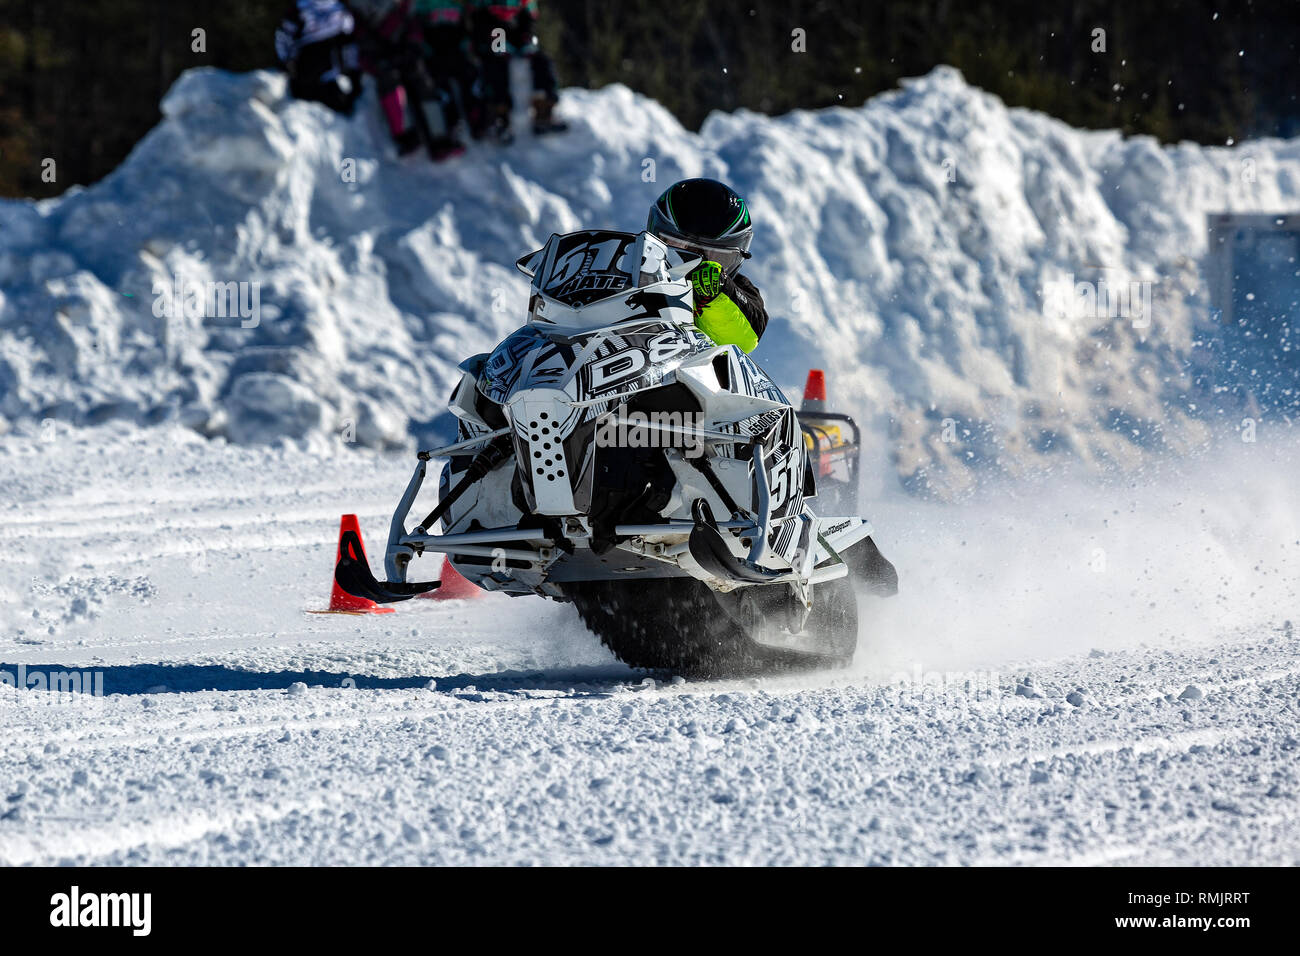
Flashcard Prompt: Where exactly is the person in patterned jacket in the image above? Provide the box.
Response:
[275,0,363,114]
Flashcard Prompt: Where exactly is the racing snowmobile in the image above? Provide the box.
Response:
[335,229,897,675]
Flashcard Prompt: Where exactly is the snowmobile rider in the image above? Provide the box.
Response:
[647,178,768,353]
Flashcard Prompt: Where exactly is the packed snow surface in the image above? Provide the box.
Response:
[1,425,1297,865]
[2,67,1299,490]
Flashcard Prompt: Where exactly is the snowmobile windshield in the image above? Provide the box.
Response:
[526,231,642,308]
[518,230,700,332]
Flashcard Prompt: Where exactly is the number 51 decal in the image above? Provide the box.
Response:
[766,448,802,513]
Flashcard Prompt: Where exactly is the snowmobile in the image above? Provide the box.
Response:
[335,229,897,675]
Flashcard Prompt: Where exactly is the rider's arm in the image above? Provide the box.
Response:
[728,273,768,343]
[691,264,769,353]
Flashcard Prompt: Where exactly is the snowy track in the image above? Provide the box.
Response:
[2,427,1298,865]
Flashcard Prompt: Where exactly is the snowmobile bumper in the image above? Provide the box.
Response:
[380,451,560,582]
[347,424,880,602]
[333,432,560,605]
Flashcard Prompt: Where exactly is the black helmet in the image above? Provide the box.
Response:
[647,178,753,275]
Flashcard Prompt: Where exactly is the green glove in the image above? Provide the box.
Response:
[689,260,724,309]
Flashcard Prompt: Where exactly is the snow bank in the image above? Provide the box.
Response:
[2,66,1298,490]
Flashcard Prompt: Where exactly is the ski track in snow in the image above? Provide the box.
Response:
[1,425,1298,866]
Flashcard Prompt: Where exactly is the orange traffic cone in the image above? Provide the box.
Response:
[803,369,827,412]
[421,555,483,600]
[323,514,395,614]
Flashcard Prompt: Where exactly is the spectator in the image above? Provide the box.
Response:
[275,0,363,115]
[410,1,484,151]
[351,0,424,154]
[470,0,567,142]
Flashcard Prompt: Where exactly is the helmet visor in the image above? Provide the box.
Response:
[658,231,752,276]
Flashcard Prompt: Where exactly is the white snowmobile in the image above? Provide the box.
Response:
[336,229,897,674]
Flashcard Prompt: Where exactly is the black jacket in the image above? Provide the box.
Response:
[726,272,769,343]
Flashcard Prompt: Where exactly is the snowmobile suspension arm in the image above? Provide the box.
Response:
[688,456,743,517]
[747,440,772,565]
[416,426,512,461]
[414,434,514,534]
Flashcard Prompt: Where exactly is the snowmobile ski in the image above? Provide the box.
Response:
[333,528,439,604]
[688,499,793,585]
